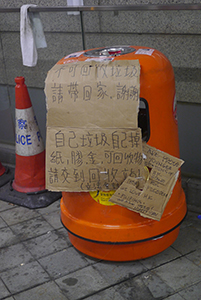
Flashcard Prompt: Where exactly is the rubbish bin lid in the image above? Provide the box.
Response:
[84,46,135,57]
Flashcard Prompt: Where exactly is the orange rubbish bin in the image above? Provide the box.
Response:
[59,46,187,261]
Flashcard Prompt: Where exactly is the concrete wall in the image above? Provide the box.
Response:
[0,0,201,177]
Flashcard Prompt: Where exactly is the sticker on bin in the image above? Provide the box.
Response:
[86,57,114,62]
[64,51,84,59]
[135,49,155,56]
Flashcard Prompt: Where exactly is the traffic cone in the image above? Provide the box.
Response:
[12,76,46,193]
[0,161,14,188]
[0,77,61,208]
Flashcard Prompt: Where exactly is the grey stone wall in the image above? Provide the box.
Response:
[0,0,201,177]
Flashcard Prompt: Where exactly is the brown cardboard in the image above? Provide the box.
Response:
[109,144,183,221]
[46,127,144,191]
[45,59,141,191]
[110,172,179,221]
[45,60,140,129]
[143,143,184,185]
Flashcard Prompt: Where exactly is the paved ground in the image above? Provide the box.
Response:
[0,197,201,300]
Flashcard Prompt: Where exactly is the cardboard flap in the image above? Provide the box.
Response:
[143,143,184,185]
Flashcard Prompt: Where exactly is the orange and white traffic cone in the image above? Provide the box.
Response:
[12,76,45,193]
[0,77,61,208]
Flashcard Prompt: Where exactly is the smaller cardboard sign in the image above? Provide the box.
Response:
[110,172,179,221]
[110,144,183,221]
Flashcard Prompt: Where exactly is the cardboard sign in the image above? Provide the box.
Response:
[46,127,144,191]
[45,59,141,191]
[45,60,140,129]
[109,173,179,221]
[109,144,183,221]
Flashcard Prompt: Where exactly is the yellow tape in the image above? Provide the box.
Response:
[90,190,116,206]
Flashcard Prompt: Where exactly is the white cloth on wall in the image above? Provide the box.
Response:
[20,4,47,67]
[67,0,84,15]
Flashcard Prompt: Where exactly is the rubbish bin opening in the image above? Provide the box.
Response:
[138,98,150,142]
[108,50,121,55]
[84,46,135,57]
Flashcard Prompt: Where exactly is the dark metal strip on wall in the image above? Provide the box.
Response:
[1,4,201,51]
[1,4,201,13]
